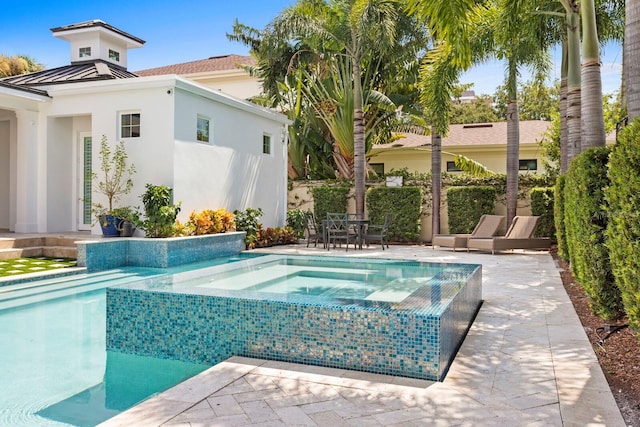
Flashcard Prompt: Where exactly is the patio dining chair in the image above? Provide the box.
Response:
[326,212,351,251]
[304,211,323,248]
[363,212,392,250]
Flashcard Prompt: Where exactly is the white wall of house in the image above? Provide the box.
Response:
[173,83,287,227]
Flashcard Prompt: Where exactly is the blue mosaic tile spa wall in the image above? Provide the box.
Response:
[77,232,246,272]
[106,267,482,381]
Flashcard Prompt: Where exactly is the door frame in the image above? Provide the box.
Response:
[77,132,93,231]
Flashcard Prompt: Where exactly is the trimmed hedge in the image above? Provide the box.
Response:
[311,185,349,222]
[530,187,555,239]
[606,118,640,331]
[554,175,568,261]
[366,186,422,242]
[446,186,496,234]
[564,147,621,319]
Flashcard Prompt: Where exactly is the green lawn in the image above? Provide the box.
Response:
[0,257,77,278]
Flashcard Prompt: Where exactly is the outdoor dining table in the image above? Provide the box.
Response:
[322,214,370,250]
[347,217,370,250]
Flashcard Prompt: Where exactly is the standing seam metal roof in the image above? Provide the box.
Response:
[0,61,138,87]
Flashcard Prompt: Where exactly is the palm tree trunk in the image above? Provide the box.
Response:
[506,100,520,227]
[560,40,569,174]
[626,0,640,120]
[431,127,442,237]
[352,56,366,219]
[566,8,581,163]
[580,0,606,149]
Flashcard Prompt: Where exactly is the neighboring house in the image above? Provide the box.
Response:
[369,121,552,176]
[135,54,261,100]
[0,20,289,235]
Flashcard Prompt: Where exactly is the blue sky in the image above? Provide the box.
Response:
[1,0,622,96]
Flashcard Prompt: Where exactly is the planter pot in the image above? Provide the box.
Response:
[118,220,136,237]
[99,215,121,238]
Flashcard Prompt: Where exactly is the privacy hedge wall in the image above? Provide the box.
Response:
[446,186,496,234]
[530,187,555,240]
[366,186,422,242]
[554,175,568,261]
[606,119,640,331]
[310,185,349,222]
[564,147,621,319]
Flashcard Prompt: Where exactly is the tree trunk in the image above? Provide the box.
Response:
[566,8,581,164]
[560,40,569,174]
[431,127,442,237]
[580,0,606,150]
[626,0,640,121]
[352,57,366,219]
[506,100,520,227]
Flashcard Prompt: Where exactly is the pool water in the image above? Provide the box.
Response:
[0,254,259,427]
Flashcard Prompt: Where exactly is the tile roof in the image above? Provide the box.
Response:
[1,60,138,87]
[135,54,256,76]
[375,121,552,149]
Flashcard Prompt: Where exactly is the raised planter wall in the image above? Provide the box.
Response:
[77,232,246,272]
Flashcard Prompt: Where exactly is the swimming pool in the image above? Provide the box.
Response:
[107,254,482,381]
[0,254,258,427]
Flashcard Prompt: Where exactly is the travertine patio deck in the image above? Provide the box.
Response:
[99,244,625,427]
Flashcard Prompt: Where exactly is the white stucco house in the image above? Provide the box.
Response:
[0,20,289,235]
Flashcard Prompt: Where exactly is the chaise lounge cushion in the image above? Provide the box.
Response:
[432,214,505,251]
[467,215,551,254]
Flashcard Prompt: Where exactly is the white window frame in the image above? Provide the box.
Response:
[120,112,141,139]
[262,133,272,155]
[79,47,91,58]
[109,49,120,62]
[197,115,211,143]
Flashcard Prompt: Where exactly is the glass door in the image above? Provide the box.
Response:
[78,133,92,230]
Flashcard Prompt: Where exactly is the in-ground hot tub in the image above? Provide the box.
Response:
[106,254,481,381]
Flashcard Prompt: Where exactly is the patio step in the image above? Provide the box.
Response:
[0,235,90,260]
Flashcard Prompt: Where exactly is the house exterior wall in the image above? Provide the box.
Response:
[173,87,287,227]
[190,74,262,100]
[369,144,545,176]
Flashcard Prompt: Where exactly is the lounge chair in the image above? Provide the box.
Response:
[432,214,505,251]
[467,215,551,254]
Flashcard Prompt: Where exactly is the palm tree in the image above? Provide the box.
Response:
[626,0,640,120]
[581,0,606,149]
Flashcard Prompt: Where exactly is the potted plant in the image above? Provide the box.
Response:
[110,206,140,237]
[91,135,136,237]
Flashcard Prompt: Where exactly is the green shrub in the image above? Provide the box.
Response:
[234,207,263,248]
[138,184,181,238]
[554,175,568,261]
[311,185,349,222]
[286,209,306,239]
[564,147,621,319]
[446,186,496,234]
[530,187,555,239]
[366,186,422,242]
[606,118,640,331]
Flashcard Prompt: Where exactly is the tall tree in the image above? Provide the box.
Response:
[627,0,640,120]
[581,0,606,149]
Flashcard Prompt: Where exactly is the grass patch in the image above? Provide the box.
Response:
[0,257,77,277]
